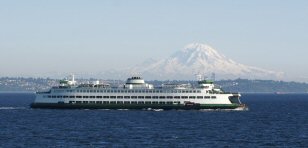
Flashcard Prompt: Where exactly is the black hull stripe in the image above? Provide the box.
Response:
[30,103,241,110]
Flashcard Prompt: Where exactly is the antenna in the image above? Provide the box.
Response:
[70,74,76,85]
[72,74,75,82]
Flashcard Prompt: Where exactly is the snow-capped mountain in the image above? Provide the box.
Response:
[130,43,284,80]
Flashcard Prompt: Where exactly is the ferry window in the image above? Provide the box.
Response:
[138,101,144,104]
[57,96,62,98]
[103,96,109,98]
[167,96,173,99]
[83,101,88,104]
[52,96,56,98]
[131,96,137,99]
[117,101,123,104]
[124,96,130,99]
[110,96,116,99]
[63,96,69,98]
[96,96,102,98]
[107,90,110,93]
[142,90,146,93]
[48,95,51,98]
[152,96,158,99]
[167,101,173,104]
[197,96,203,99]
[204,96,210,99]
[181,96,188,99]
[193,91,196,93]
[145,96,151,99]
[124,101,130,104]
[159,102,165,104]
[189,90,192,93]
[89,101,95,104]
[103,101,109,104]
[121,90,124,93]
[159,96,165,99]
[76,101,81,104]
[96,101,102,104]
[189,96,196,99]
[145,101,151,104]
[131,101,137,104]
[138,96,144,99]
[117,96,123,99]
[139,90,142,93]
[90,96,95,98]
[211,96,216,99]
[155,90,159,93]
[76,96,82,98]
[83,96,89,98]
[110,101,116,104]
[197,90,201,93]
[174,96,180,99]
[174,101,180,104]
[152,101,158,104]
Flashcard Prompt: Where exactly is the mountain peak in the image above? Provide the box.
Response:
[182,43,219,54]
[130,43,284,80]
[172,43,226,65]
[184,43,214,51]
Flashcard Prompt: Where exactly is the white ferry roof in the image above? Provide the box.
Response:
[126,76,145,84]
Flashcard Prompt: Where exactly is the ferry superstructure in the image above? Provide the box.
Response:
[31,76,247,110]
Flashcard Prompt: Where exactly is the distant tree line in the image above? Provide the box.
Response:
[0,77,308,93]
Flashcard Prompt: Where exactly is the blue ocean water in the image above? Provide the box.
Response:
[0,93,307,147]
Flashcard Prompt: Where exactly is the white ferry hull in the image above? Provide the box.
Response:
[31,76,247,110]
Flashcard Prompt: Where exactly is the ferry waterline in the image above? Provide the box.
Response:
[31,76,247,110]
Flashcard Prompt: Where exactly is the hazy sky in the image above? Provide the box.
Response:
[1,0,308,81]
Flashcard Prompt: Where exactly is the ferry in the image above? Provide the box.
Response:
[30,76,247,110]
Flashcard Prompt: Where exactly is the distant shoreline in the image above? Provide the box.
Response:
[0,91,35,94]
